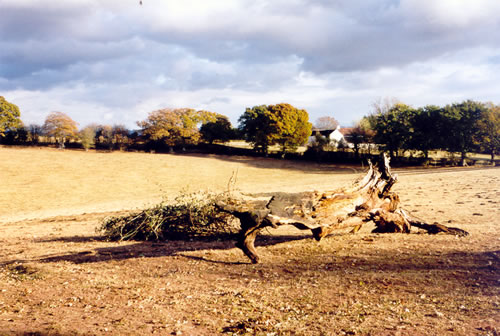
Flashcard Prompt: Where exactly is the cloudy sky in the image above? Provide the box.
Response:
[1,0,500,129]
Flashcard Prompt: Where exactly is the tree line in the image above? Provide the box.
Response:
[0,95,498,163]
[361,99,500,164]
[0,98,313,154]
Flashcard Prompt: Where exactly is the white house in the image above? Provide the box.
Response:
[309,125,351,148]
[329,125,345,143]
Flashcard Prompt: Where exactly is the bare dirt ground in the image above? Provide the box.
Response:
[0,147,499,335]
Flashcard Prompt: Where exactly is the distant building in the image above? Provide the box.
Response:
[309,125,352,148]
[338,127,355,143]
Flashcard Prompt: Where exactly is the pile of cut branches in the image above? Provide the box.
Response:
[99,191,238,241]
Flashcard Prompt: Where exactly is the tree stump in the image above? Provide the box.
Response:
[217,154,468,263]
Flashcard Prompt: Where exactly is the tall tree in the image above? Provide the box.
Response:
[441,100,485,165]
[79,125,97,151]
[112,125,130,151]
[0,96,23,138]
[43,112,78,148]
[238,105,277,154]
[239,103,312,155]
[475,104,500,162]
[372,97,400,115]
[408,105,442,159]
[138,108,217,150]
[314,116,339,130]
[269,103,312,155]
[94,125,113,149]
[3,126,29,145]
[200,115,233,144]
[28,124,43,145]
[372,103,413,158]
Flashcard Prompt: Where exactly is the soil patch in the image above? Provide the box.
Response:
[0,148,498,335]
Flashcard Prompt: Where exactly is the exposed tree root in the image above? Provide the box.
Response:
[217,154,468,263]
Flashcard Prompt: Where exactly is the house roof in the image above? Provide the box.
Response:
[339,127,354,136]
[312,125,352,136]
[311,127,335,132]
[311,128,334,137]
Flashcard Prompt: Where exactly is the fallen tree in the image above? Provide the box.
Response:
[217,154,468,263]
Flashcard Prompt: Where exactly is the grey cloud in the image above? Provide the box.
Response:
[0,3,137,43]
[1,30,303,95]
[1,37,146,80]
[3,0,500,89]
[202,97,231,105]
[140,0,500,74]
[0,5,93,41]
[2,0,500,129]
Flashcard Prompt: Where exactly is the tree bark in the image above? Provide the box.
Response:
[217,153,468,263]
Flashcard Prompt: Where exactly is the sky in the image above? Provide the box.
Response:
[1,0,500,129]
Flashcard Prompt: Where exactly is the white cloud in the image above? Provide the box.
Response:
[400,0,500,29]
[1,0,500,130]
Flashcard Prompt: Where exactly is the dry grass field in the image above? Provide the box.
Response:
[0,146,499,335]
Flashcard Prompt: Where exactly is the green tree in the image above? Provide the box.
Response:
[79,125,97,151]
[112,125,130,151]
[0,96,23,138]
[200,115,233,144]
[28,124,43,145]
[308,132,330,154]
[238,105,276,154]
[94,125,113,149]
[43,112,78,148]
[408,105,442,159]
[355,117,376,154]
[475,104,500,162]
[372,103,413,159]
[441,100,485,165]
[3,126,28,145]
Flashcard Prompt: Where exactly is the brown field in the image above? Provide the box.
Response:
[0,146,499,335]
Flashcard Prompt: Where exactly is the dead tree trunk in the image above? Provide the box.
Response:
[217,154,468,263]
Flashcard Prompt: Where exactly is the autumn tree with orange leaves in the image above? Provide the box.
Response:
[43,112,78,148]
[239,103,312,155]
[138,108,219,150]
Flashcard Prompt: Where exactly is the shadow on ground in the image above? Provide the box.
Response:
[1,230,498,294]
[181,153,362,174]
[180,153,500,176]
[3,234,313,266]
